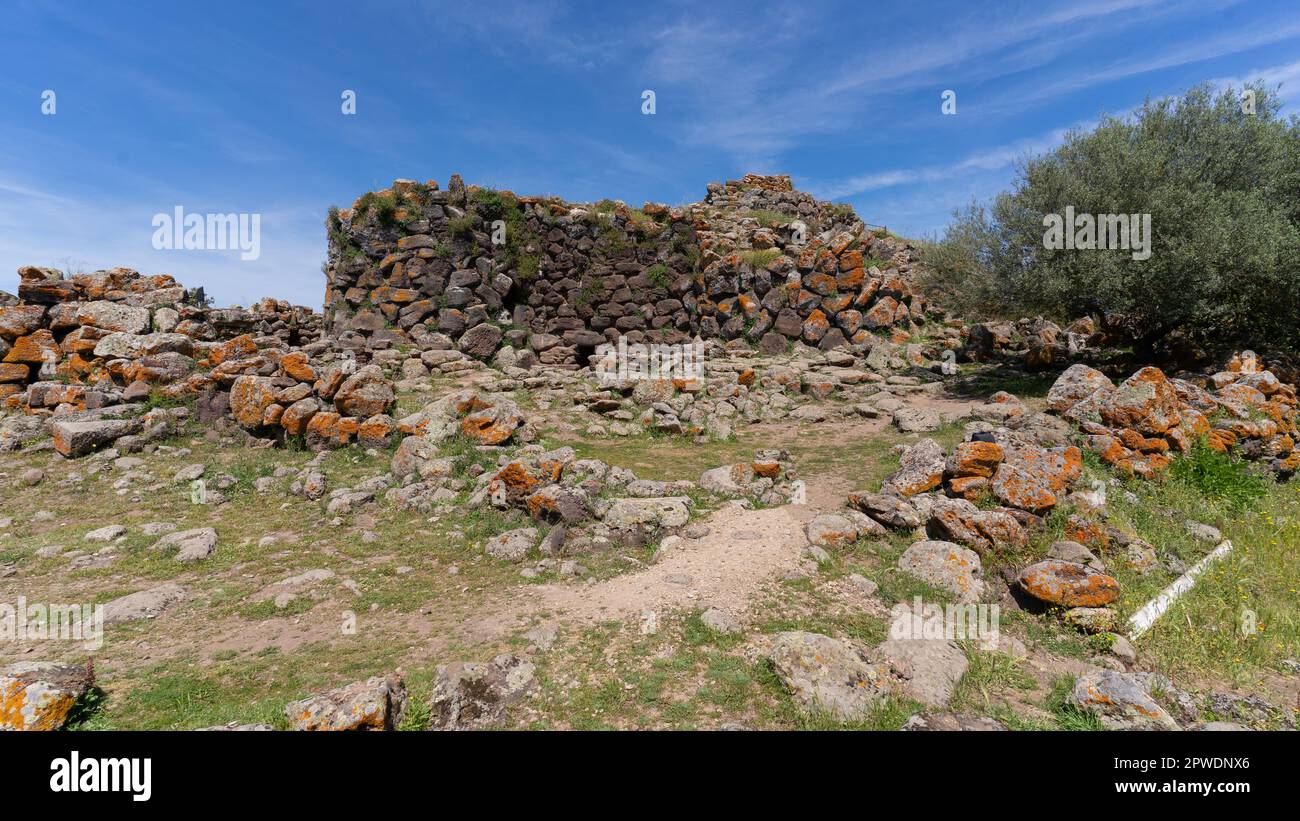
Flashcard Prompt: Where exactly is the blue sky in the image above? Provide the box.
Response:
[2,0,1298,307]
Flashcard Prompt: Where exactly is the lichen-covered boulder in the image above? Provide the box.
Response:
[0,662,94,731]
[230,375,278,429]
[927,497,1027,554]
[882,438,946,497]
[1047,363,1113,413]
[897,540,985,602]
[1017,559,1120,607]
[285,673,408,731]
[1098,366,1182,435]
[1069,670,1179,730]
[333,365,394,418]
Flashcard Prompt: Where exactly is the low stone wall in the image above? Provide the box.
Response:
[323,173,936,367]
[0,266,321,412]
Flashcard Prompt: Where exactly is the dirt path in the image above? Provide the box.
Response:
[525,501,816,625]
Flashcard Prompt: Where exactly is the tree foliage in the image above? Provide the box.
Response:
[920,83,1300,355]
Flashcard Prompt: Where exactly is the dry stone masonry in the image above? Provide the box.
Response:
[323,173,935,366]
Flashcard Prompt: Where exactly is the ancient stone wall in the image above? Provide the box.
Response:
[0,265,321,413]
[323,173,935,367]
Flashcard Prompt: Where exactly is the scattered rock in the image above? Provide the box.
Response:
[429,654,536,730]
[152,527,219,563]
[768,631,895,722]
[284,673,408,731]
[103,583,188,625]
[700,607,739,634]
[84,524,126,543]
[1069,669,1179,730]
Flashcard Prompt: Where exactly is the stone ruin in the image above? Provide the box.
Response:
[0,266,330,455]
[322,173,936,366]
[0,173,943,458]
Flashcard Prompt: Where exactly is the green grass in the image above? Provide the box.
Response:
[1043,674,1103,730]
[948,645,1037,715]
[1168,438,1269,512]
[354,192,400,226]
[742,209,794,228]
[1060,434,1300,693]
[740,248,781,269]
[646,263,672,289]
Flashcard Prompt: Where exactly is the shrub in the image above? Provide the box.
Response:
[447,215,476,237]
[472,188,516,221]
[355,192,399,226]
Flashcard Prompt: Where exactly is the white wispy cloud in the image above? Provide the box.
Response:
[808,124,1077,200]
[1207,57,1300,108]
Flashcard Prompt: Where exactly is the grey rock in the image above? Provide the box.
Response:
[768,631,895,722]
[429,653,536,730]
[897,540,984,602]
[103,583,188,625]
[152,527,218,563]
[1069,670,1180,730]
[484,527,539,562]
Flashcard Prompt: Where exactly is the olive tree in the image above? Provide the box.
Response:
[921,83,1300,356]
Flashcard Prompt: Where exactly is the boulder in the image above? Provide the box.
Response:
[50,418,142,458]
[0,305,46,338]
[284,673,408,731]
[1046,364,1113,412]
[1069,670,1179,730]
[484,527,539,562]
[0,661,94,730]
[882,439,946,497]
[897,540,985,602]
[230,375,278,430]
[805,513,860,549]
[927,497,1028,554]
[152,527,218,563]
[1098,366,1182,435]
[1017,559,1120,607]
[875,635,969,708]
[76,300,150,335]
[103,584,188,625]
[603,497,692,530]
[459,396,525,445]
[458,323,503,359]
[945,440,1004,479]
[525,484,590,523]
[768,632,895,722]
[892,406,940,433]
[846,491,922,529]
[333,365,394,418]
[989,444,1081,513]
[93,331,194,359]
[429,654,536,730]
